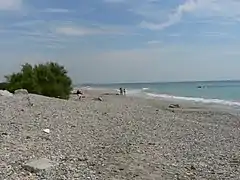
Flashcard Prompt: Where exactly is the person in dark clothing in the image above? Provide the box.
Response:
[119,88,123,95]
[76,89,83,99]
[123,88,126,95]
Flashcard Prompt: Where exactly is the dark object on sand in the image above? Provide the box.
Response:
[123,88,126,95]
[169,104,180,109]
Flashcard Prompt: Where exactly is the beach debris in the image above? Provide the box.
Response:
[43,129,50,134]
[14,89,28,95]
[23,158,57,173]
[0,90,13,97]
[169,104,181,109]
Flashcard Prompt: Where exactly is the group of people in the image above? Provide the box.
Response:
[76,88,126,100]
[119,87,126,95]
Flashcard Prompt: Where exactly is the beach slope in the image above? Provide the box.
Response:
[0,91,240,179]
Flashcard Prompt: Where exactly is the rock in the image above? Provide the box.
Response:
[95,97,103,101]
[23,158,57,173]
[0,90,13,97]
[119,167,124,171]
[2,132,8,136]
[14,89,28,95]
[190,165,196,170]
[169,104,180,109]
[43,129,50,134]
[78,156,88,161]
[26,96,33,106]
[148,142,156,145]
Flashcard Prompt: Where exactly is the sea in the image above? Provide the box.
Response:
[81,81,240,109]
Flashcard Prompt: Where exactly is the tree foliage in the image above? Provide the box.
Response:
[5,62,72,99]
[0,82,8,90]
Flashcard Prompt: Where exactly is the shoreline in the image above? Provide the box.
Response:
[77,86,240,114]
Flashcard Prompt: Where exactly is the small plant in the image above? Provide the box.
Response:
[5,62,73,99]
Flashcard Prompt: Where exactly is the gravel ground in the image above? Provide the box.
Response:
[0,92,240,180]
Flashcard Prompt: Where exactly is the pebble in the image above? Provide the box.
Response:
[23,158,57,173]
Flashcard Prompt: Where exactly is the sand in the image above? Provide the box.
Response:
[0,89,240,179]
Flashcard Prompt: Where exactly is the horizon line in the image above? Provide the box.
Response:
[76,79,240,86]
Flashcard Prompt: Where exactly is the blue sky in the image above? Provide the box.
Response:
[1,0,240,83]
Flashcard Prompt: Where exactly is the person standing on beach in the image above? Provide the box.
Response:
[77,89,83,99]
[119,88,123,95]
[123,88,126,95]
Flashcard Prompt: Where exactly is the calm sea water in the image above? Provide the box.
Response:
[81,81,240,107]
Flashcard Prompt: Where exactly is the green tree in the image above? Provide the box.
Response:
[0,82,8,90]
[5,62,73,99]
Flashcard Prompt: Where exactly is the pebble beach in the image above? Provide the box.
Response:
[0,89,240,179]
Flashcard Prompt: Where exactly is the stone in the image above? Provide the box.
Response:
[148,142,156,146]
[0,90,13,97]
[78,156,88,161]
[94,97,103,101]
[190,165,196,170]
[43,129,50,134]
[14,89,28,95]
[23,158,57,173]
[169,104,180,109]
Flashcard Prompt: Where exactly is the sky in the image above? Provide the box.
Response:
[1,0,240,83]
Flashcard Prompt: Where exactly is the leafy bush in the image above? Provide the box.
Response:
[0,82,8,90]
[5,62,73,99]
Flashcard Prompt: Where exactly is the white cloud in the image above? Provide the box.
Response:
[138,0,240,30]
[12,20,46,27]
[201,31,231,38]
[168,33,180,37]
[140,0,204,30]
[0,0,22,10]
[46,44,65,49]
[42,8,72,13]
[55,26,125,36]
[147,40,161,44]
